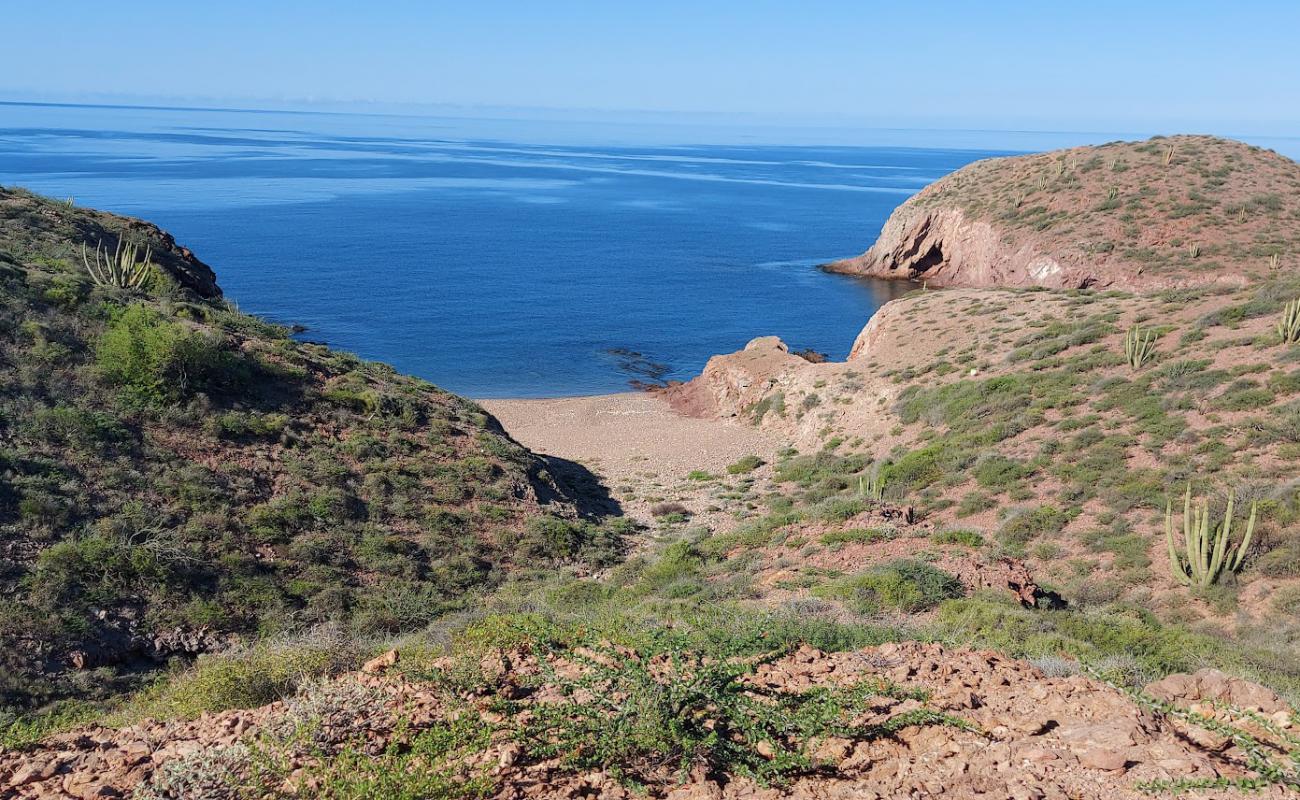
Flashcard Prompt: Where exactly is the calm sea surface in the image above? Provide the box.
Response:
[0,103,1021,396]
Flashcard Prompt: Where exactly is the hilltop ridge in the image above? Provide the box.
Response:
[828,135,1300,290]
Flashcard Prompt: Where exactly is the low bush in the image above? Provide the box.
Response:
[820,528,890,547]
[125,631,363,720]
[506,627,964,786]
[726,455,765,475]
[816,560,962,615]
[96,304,246,403]
[932,529,985,548]
[999,505,1070,547]
[929,598,1300,700]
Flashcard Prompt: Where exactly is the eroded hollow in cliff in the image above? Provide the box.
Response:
[908,241,946,276]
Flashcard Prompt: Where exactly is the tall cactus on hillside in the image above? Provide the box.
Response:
[1123,324,1157,370]
[858,463,885,503]
[1279,299,1300,344]
[1165,485,1257,588]
[82,238,154,289]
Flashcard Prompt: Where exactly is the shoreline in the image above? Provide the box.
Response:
[479,391,781,489]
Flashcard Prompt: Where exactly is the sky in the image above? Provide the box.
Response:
[5,1,1300,135]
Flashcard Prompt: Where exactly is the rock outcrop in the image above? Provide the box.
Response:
[828,204,1111,289]
[661,336,810,420]
[827,135,1297,291]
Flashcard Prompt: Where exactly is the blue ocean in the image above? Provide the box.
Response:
[0,102,1028,396]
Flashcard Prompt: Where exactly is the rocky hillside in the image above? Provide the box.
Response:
[666,135,1300,634]
[0,187,618,716]
[827,135,1300,290]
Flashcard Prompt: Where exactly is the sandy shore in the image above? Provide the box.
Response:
[479,392,781,483]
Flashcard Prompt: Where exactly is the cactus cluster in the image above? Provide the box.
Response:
[1165,486,1256,588]
[1280,299,1300,344]
[82,238,154,289]
[858,464,885,503]
[1123,324,1157,370]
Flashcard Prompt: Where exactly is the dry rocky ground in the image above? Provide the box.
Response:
[5,641,1298,799]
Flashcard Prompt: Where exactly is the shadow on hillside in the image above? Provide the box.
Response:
[537,455,622,520]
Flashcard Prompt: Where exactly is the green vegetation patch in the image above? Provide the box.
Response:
[816,560,963,614]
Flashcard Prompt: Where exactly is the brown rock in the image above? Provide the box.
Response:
[498,743,522,769]
[811,737,853,766]
[7,763,41,787]
[362,649,400,674]
[1078,748,1128,772]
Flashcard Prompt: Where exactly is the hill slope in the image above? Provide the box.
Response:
[667,136,1300,633]
[0,187,617,714]
[828,135,1300,290]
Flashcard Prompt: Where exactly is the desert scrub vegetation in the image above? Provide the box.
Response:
[929,596,1300,702]
[126,628,366,721]
[815,560,963,615]
[0,188,608,715]
[96,303,249,403]
[129,613,954,798]
[726,454,765,474]
[508,627,967,787]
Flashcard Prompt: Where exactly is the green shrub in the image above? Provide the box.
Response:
[955,491,996,517]
[750,392,785,423]
[258,715,493,800]
[96,304,244,403]
[972,455,1029,489]
[726,455,765,475]
[510,516,624,567]
[634,540,706,597]
[1,699,104,750]
[817,560,962,614]
[1272,587,1300,615]
[932,529,985,548]
[27,406,128,451]
[929,598,1300,699]
[1213,379,1275,411]
[510,628,963,786]
[820,528,890,547]
[999,505,1070,547]
[209,411,288,441]
[126,635,361,720]
[1253,539,1300,578]
[881,445,946,492]
[28,533,174,608]
[814,496,868,523]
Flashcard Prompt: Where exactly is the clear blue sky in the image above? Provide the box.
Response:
[7,1,1300,133]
